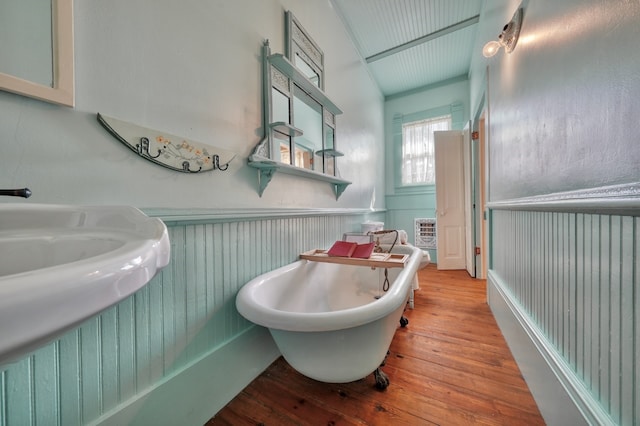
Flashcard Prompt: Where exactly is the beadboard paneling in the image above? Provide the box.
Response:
[0,211,383,426]
[490,209,638,425]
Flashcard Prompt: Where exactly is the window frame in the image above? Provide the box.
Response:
[401,114,451,187]
[393,102,464,193]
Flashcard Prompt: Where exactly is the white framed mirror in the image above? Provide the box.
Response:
[0,0,74,107]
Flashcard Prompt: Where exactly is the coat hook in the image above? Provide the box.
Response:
[137,137,162,159]
[181,161,202,173]
[214,154,235,171]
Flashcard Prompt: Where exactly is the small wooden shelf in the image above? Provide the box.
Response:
[300,249,409,268]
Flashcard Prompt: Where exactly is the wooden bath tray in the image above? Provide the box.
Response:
[299,249,409,268]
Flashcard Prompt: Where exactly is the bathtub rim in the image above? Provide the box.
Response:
[235,245,422,332]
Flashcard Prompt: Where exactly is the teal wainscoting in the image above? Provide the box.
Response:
[385,192,437,262]
[0,209,384,426]
[487,185,639,426]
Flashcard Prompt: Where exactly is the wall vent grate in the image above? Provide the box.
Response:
[414,218,436,249]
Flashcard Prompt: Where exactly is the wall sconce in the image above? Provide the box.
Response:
[482,7,524,58]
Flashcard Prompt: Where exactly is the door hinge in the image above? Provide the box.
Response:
[475,247,481,255]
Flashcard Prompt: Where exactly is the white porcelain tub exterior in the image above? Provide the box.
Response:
[236,245,421,383]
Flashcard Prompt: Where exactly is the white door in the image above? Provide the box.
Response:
[434,130,466,270]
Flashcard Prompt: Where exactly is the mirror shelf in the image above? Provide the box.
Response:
[248,154,351,200]
[315,148,344,157]
[270,122,303,138]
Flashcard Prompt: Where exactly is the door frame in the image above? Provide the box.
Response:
[463,122,475,277]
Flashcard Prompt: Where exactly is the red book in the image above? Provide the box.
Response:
[326,241,375,259]
[327,240,357,257]
[351,242,375,259]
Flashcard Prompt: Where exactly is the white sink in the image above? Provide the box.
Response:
[0,204,170,368]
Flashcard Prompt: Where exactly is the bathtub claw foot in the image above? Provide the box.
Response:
[400,316,409,327]
[373,368,390,390]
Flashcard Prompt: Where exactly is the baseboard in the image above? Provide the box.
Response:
[90,325,280,426]
[487,271,613,426]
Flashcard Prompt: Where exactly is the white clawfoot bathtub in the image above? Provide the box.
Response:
[236,245,422,383]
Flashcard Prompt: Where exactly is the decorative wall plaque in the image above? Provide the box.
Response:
[97,113,236,173]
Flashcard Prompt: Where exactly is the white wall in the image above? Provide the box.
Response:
[470,0,640,201]
[0,0,385,210]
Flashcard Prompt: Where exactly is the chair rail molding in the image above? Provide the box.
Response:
[487,182,640,215]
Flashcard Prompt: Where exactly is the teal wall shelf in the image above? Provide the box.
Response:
[248,154,351,200]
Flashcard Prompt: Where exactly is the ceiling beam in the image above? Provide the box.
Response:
[365,14,480,63]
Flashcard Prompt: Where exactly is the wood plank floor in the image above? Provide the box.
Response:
[206,265,544,425]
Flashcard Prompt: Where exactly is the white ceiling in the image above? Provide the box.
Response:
[331,0,482,97]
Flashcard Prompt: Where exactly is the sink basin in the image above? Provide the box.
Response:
[0,204,170,368]
[1,234,127,276]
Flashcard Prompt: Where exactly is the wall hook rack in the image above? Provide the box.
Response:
[97,113,236,174]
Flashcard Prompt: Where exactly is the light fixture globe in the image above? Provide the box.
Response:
[482,40,502,58]
[481,7,524,58]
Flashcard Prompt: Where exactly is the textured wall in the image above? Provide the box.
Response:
[0,0,384,209]
[470,0,640,201]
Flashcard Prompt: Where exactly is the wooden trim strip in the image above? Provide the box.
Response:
[142,207,387,224]
[487,182,640,215]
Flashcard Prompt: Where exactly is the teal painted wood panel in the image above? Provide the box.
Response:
[384,193,437,262]
[99,308,118,412]
[58,331,81,425]
[491,210,639,425]
[3,359,33,425]
[0,211,379,426]
[117,297,136,403]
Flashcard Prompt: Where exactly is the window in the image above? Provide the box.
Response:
[401,115,451,185]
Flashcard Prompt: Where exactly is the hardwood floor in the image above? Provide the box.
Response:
[206,265,544,425]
